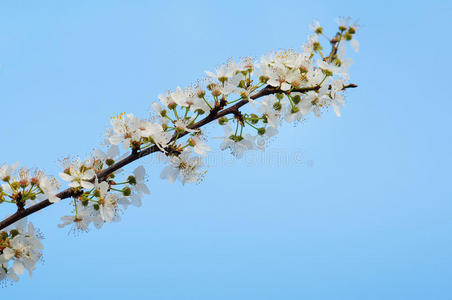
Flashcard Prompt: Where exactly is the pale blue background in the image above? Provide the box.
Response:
[1,0,451,299]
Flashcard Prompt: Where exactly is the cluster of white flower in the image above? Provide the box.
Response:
[0,163,61,206]
[57,147,149,231]
[0,18,359,284]
[0,219,43,283]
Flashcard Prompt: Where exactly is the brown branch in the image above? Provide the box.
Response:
[0,83,357,230]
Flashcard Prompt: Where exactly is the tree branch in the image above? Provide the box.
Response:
[0,83,357,230]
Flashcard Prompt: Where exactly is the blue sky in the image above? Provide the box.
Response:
[1,0,451,299]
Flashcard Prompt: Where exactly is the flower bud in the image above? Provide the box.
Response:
[218,116,228,125]
[162,123,169,131]
[313,42,322,51]
[249,114,259,124]
[10,229,19,238]
[195,109,205,115]
[122,186,131,196]
[127,175,137,185]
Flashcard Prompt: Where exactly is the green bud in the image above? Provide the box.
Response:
[313,42,322,51]
[249,114,259,124]
[195,109,205,115]
[10,229,20,238]
[218,117,229,125]
[229,135,244,142]
[257,127,266,135]
[344,33,352,41]
[127,175,137,185]
[273,102,282,111]
[122,187,131,197]
[106,158,115,166]
[292,95,301,105]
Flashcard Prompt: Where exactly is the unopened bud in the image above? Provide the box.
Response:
[313,42,322,51]
[273,102,282,111]
[10,229,19,238]
[218,116,229,125]
[249,114,259,124]
[195,109,205,115]
[122,187,131,196]
[127,175,137,185]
